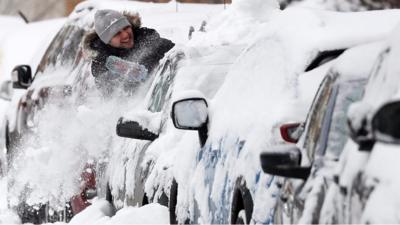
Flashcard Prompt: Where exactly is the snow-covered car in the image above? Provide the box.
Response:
[0,17,64,173]
[6,9,95,223]
[5,0,224,223]
[111,43,245,208]
[319,24,400,224]
[260,41,384,224]
[150,6,400,224]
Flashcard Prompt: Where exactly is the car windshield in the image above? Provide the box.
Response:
[324,79,366,159]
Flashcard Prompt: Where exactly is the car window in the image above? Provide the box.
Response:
[34,24,85,77]
[302,74,336,161]
[305,49,345,72]
[147,52,184,112]
[324,79,366,159]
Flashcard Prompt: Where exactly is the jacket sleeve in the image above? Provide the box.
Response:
[138,28,175,72]
[157,37,175,58]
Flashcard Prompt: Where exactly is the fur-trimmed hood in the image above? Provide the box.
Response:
[82,11,142,57]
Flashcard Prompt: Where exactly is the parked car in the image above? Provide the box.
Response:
[260,41,384,224]
[0,17,65,175]
[5,6,95,222]
[319,23,400,224]
[127,7,400,224]
[111,43,245,208]
[5,0,224,223]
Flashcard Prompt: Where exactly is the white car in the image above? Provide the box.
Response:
[260,40,385,224]
[3,0,225,223]
[321,23,400,224]
[144,7,400,224]
[0,18,65,175]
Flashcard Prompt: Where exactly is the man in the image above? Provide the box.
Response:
[84,9,175,95]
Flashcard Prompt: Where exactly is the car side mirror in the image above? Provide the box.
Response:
[12,65,32,89]
[260,145,311,180]
[116,117,159,141]
[280,123,303,143]
[0,80,12,101]
[171,97,208,147]
[371,100,400,144]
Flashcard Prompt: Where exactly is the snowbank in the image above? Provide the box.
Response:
[70,200,168,224]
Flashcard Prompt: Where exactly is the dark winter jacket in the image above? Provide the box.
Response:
[83,12,175,95]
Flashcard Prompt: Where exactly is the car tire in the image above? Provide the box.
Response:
[106,182,113,204]
[142,193,149,205]
[231,177,253,225]
[169,179,190,224]
[169,179,178,224]
[5,121,15,166]
[17,202,47,224]
[157,191,169,207]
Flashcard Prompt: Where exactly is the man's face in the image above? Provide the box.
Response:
[109,26,134,49]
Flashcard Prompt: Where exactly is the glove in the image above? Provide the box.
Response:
[105,55,148,82]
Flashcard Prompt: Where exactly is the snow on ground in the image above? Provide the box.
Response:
[69,200,168,224]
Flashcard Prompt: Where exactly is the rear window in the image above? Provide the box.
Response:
[35,24,85,77]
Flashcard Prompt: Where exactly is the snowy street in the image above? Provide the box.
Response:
[1,0,400,224]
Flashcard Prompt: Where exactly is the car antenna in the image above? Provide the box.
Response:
[17,10,29,24]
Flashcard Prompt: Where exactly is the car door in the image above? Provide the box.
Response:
[275,73,367,223]
[108,51,184,209]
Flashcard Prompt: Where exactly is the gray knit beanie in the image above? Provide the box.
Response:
[94,9,131,44]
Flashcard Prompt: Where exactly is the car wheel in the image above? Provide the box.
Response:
[169,179,190,224]
[47,202,73,223]
[142,193,149,205]
[106,182,113,204]
[157,191,169,207]
[5,122,15,165]
[231,177,253,225]
[17,202,47,224]
[169,179,178,224]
